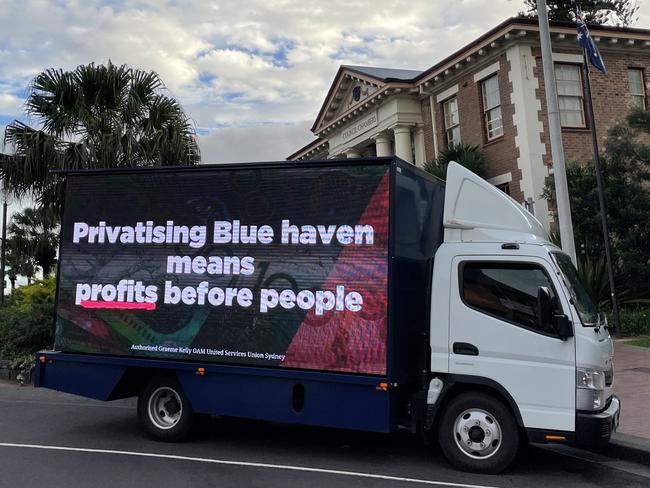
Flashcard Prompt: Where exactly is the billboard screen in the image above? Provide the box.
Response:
[55,164,390,375]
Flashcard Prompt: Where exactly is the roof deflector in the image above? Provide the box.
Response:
[443,161,549,242]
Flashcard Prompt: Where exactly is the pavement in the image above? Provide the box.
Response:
[613,340,650,439]
[598,340,650,467]
[1,379,650,488]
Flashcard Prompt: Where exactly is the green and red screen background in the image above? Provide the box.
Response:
[56,164,390,375]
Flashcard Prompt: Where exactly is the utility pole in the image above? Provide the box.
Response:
[0,189,7,305]
[537,0,577,265]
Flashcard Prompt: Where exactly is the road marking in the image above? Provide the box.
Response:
[0,442,500,488]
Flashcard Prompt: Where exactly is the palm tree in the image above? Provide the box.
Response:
[6,242,37,290]
[424,142,487,180]
[1,61,200,208]
[7,207,59,279]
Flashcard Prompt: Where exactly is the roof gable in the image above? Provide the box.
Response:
[312,65,424,133]
[311,66,390,133]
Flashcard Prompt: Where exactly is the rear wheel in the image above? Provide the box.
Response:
[437,392,519,473]
[137,376,195,442]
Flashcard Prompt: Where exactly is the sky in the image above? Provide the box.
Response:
[1,0,649,164]
[0,0,648,290]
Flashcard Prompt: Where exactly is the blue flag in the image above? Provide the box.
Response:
[576,7,607,75]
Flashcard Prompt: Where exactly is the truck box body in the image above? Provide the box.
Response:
[39,158,444,432]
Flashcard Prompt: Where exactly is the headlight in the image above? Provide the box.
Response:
[577,368,605,390]
[576,368,606,411]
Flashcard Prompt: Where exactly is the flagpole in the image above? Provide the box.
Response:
[580,48,621,335]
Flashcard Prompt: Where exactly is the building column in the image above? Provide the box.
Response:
[414,125,426,167]
[429,95,439,159]
[345,148,361,158]
[392,125,413,164]
[373,133,392,157]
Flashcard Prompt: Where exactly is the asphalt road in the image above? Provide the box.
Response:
[1,380,649,488]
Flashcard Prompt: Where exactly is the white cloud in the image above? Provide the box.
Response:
[0,93,22,114]
[0,0,648,164]
[197,120,315,163]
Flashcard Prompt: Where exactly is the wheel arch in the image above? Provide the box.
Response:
[433,375,525,429]
[107,367,180,401]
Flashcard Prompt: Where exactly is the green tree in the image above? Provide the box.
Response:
[628,107,650,134]
[6,240,37,290]
[522,0,639,26]
[424,142,487,180]
[7,207,59,279]
[1,61,200,208]
[543,120,650,301]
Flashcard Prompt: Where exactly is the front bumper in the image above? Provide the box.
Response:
[576,395,620,448]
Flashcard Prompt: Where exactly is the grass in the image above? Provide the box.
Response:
[625,337,650,348]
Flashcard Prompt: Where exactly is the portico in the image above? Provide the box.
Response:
[290,66,426,166]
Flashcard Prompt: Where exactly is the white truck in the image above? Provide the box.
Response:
[35,158,619,474]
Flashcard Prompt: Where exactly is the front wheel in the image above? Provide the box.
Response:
[137,376,195,442]
[437,392,519,474]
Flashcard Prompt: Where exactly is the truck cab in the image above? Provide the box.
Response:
[426,162,620,472]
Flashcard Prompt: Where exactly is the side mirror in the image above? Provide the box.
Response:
[553,314,574,340]
[537,286,574,340]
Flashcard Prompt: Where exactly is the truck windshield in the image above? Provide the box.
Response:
[551,252,600,326]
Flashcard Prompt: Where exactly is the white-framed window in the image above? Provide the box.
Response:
[628,68,646,110]
[555,64,585,127]
[443,97,461,146]
[481,75,503,140]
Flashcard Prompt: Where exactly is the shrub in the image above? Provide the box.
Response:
[0,277,55,360]
[608,308,650,336]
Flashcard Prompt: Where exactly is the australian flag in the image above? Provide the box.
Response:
[576,6,607,75]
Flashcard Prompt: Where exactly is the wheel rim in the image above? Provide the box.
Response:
[452,408,502,460]
[147,386,183,430]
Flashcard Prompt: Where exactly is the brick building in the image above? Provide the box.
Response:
[287,17,650,230]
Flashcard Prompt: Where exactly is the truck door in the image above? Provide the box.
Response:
[448,255,575,432]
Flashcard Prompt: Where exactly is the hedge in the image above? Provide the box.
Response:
[609,308,650,336]
[0,278,55,361]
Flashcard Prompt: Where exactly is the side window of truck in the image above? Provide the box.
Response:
[461,262,560,336]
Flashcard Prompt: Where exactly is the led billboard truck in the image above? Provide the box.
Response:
[36,159,620,473]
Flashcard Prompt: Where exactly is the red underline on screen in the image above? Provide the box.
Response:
[80,301,156,310]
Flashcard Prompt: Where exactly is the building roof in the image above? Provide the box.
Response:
[293,16,650,157]
[342,65,423,82]
[344,18,650,90]
[413,16,650,85]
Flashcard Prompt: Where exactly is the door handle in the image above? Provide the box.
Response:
[453,342,479,356]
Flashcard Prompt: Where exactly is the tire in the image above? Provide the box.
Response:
[437,392,519,474]
[137,376,195,442]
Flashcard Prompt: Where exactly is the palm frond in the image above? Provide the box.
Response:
[1,62,201,208]
[424,142,486,180]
